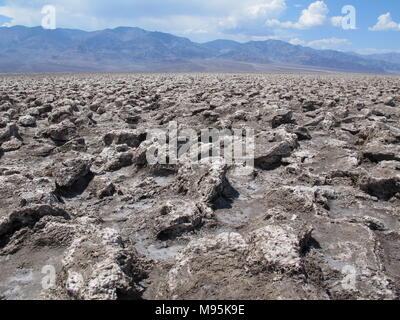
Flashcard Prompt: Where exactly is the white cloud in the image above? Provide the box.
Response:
[250,35,281,41]
[330,16,342,28]
[308,37,350,49]
[369,13,400,31]
[289,37,351,50]
[266,1,328,29]
[296,1,328,28]
[245,0,287,19]
[218,0,286,31]
[289,38,306,45]
[0,5,41,27]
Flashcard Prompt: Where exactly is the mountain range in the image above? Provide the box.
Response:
[1,25,400,74]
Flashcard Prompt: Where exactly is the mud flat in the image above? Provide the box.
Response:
[0,73,400,300]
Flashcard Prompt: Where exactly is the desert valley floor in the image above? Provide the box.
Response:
[0,73,400,300]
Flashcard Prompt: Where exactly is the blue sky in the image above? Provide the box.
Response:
[0,0,399,53]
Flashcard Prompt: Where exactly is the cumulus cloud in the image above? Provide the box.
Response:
[289,37,350,49]
[218,0,286,34]
[244,0,287,19]
[369,13,400,31]
[266,1,328,29]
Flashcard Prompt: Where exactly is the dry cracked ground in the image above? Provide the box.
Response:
[1,73,400,300]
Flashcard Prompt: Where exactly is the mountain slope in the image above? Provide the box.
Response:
[366,53,400,65]
[0,25,399,74]
[203,40,400,73]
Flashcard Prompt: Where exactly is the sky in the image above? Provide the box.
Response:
[0,0,399,53]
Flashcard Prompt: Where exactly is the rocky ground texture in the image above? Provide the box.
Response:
[0,73,400,300]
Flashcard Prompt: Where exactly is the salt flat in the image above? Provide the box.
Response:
[0,73,400,300]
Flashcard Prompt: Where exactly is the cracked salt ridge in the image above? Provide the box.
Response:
[299,135,358,173]
[328,198,399,228]
[214,167,285,229]
[103,201,153,222]
[102,201,187,261]
[215,199,266,229]
[97,175,179,260]
[134,232,186,261]
[325,256,359,274]
[152,175,175,186]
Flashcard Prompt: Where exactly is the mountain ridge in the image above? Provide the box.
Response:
[0,25,399,74]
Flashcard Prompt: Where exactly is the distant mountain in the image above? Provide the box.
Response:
[366,53,400,65]
[0,25,399,74]
[204,40,400,73]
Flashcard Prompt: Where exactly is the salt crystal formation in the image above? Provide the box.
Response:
[0,73,399,300]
